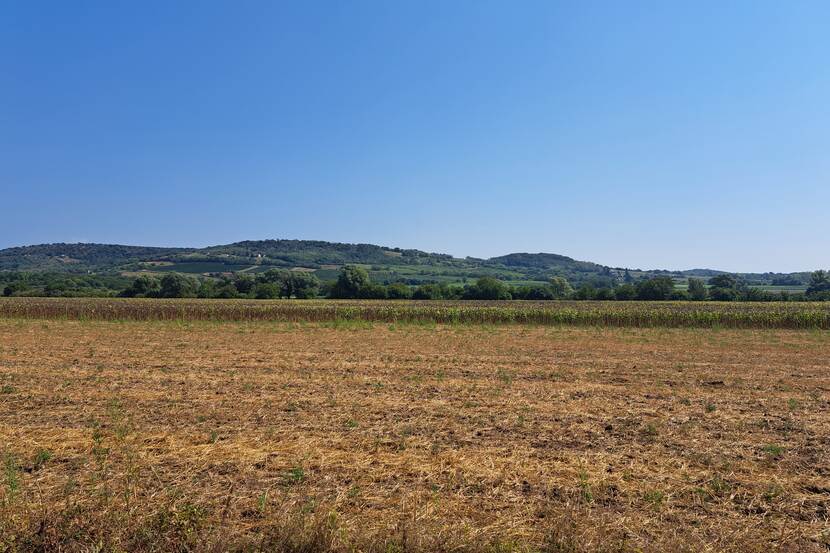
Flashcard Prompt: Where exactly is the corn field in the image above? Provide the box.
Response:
[1,297,829,328]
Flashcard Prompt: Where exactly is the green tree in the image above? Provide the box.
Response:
[385,282,413,299]
[254,282,280,299]
[214,282,239,299]
[330,266,370,299]
[359,283,389,299]
[412,284,440,300]
[285,272,320,299]
[687,278,708,301]
[574,285,595,300]
[594,287,615,300]
[708,286,738,301]
[121,275,160,298]
[463,277,511,300]
[807,270,830,300]
[708,273,743,301]
[158,273,198,298]
[513,284,555,300]
[2,281,30,297]
[635,277,675,300]
[234,275,256,296]
[709,274,738,289]
[670,289,689,300]
[614,283,637,300]
[197,279,218,298]
[548,276,573,299]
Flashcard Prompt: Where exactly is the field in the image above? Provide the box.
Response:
[1,298,830,329]
[1,301,829,552]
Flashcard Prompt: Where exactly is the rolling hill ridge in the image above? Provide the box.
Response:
[0,240,812,288]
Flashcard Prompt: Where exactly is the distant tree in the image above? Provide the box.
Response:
[807,270,830,300]
[214,282,239,299]
[708,273,743,301]
[412,284,440,300]
[158,273,198,298]
[412,283,460,300]
[593,287,615,300]
[197,279,217,298]
[45,280,71,296]
[709,274,739,290]
[258,269,285,284]
[807,270,830,291]
[687,278,708,301]
[359,283,389,299]
[669,289,689,300]
[3,281,30,297]
[330,266,370,299]
[234,275,256,296]
[548,276,573,299]
[614,284,637,301]
[623,269,634,283]
[635,277,675,300]
[742,287,768,301]
[254,282,280,299]
[513,284,555,300]
[386,282,413,299]
[574,285,595,300]
[257,269,292,297]
[285,272,320,299]
[463,277,512,300]
[772,275,803,286]
[121,275,160,298]
[708,286,737,301]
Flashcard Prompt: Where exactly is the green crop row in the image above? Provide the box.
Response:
[1,298,829,329]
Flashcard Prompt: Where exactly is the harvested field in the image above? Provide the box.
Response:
[1,319,829,552]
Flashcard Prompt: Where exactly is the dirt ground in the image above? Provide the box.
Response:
[1,320,828,551]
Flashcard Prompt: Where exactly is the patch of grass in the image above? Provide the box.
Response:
[762,444,784,459]
[284,466,306,486]
[643,490,665,506]
[642,422,659,439]
[496,368,513,386]
[3,453,21,502]
[577,471,593,503]
[763,483,783,501]
[32,449,52,471]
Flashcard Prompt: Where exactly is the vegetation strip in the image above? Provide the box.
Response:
[1,297,829,329]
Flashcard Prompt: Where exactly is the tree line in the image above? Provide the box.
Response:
[3,266,829,301]
[119,266,830,301]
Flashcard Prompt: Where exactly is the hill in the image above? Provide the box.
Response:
[0,239,812,290]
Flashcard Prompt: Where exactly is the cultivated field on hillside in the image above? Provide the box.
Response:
[1,297,830,329]
[1,318,828,552]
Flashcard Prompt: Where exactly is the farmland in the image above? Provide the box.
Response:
[0,302,829,552]
[1,297,830,329]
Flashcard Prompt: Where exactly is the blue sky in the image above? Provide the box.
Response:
[2,1,828,272]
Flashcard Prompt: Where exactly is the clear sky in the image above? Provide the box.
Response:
[2,1,828,272]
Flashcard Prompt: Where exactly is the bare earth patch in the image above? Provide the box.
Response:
[0,320,828,551]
